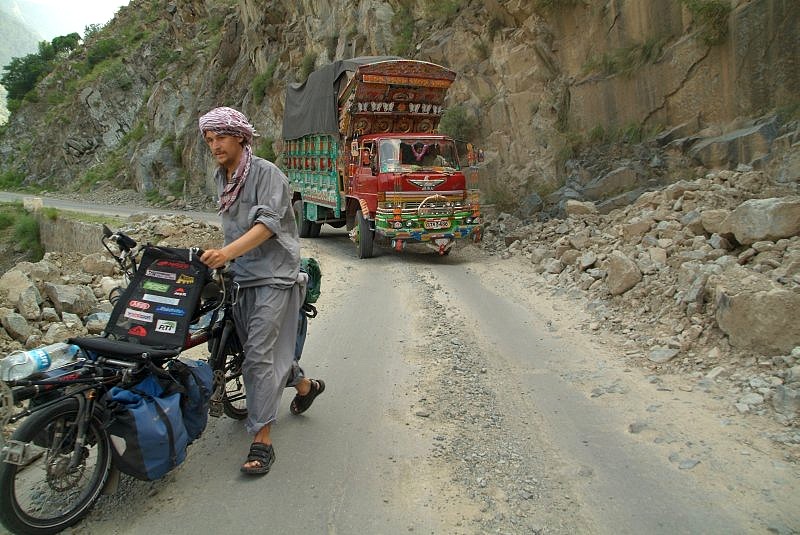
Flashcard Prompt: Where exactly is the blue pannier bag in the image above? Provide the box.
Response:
[105,373,189,481]
[168,358,214,442]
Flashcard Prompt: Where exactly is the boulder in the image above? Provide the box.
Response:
[714,268,800,355]
[0,270,32,305]
[1,311,34,343]
[80,253,118,276]
[605,250,642,295]
[582,167,639,201]
[564,200,598,216]
[43,283,99,318]
[17,286,42,320]
[700,209,732,236]
[689,119,778,169]
[727,197,800,245]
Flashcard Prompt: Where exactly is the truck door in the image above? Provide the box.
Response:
[353,141,378,213]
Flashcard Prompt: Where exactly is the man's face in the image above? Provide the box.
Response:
[204,131,244,170]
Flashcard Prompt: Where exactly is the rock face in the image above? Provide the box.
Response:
[0,0,796,215]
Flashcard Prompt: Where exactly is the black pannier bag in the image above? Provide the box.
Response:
[106,245,210,349]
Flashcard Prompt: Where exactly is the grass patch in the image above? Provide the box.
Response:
[80,155,124,190]
[582,37,667,77]
[54,209,126,226]
[681,0,731,46]
[13,213,43,260]
[42,207,59,221]
[534,0,583,10]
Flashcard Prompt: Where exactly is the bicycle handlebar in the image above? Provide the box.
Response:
[102,224,137,251]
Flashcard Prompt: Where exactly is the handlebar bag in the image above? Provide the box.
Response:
[105,373,189,481]
[106,245,210,349]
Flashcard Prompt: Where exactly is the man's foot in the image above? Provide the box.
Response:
[290,379,325,415]
[240,442,275,475]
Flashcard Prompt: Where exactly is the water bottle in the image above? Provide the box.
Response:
[0,342,81,381]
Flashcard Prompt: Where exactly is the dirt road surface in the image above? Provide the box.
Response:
[12,225,800,535]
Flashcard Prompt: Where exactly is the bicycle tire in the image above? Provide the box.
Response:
[0,397,111,535]
[211,322,248,420]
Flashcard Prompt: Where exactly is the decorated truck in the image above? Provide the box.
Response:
[281,57,482,258]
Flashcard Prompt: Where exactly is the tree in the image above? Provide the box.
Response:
[1,53,49,101]
[1,33,83,103]
[52,33,81,54]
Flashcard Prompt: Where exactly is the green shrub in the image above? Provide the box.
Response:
[439,105,479,142]
[87,38,122,68]
[681,0,731,46]
[392,5,414,57]
[0,170,25,189]
[254,137,276,162]
[145,189,163,204]
[0,212,14,229]
[588,124,607,144]
[299,53,317,82]
[126,122,147,142]
[251,60,277,105]
[13,214,43,260]
[42,207,59,221]
[168,178,185,196]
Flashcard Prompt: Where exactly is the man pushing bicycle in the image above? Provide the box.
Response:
[198,106,325,475]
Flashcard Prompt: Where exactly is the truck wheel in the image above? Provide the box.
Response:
[356,211,374,259]
[310,223,322,238]
[293,200,313,238]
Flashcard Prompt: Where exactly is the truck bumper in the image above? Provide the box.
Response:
[376,224,482,242]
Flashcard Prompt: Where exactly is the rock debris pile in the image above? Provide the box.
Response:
[0,214,221,357]
[481,167,800,434]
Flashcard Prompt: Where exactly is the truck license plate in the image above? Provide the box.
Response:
[424,219,450,230]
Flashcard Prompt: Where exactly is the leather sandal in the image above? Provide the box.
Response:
[240,442,275,475]
[290,379,325,415]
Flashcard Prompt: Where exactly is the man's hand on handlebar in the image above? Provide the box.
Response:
[200,248,231,270]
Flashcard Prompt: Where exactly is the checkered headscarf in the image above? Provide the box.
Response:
[199,107,258,214]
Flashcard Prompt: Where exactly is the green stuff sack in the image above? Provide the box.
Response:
[300,257,321,305]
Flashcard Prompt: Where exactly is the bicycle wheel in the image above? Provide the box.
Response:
[211,324,248,420]
[0,397,111,535]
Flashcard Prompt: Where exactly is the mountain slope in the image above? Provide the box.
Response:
[0,0,796,211]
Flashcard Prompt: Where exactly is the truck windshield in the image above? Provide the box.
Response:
[379,139,460,173]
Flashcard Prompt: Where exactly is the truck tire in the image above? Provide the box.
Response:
[310,223,322,238]
[293,200,313,238]
[356,211,374,259]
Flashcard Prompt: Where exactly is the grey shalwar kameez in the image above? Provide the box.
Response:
[214,156,306,435]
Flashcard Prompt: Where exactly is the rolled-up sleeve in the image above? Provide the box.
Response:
[222,157,300,288]
[248,166,291,236]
